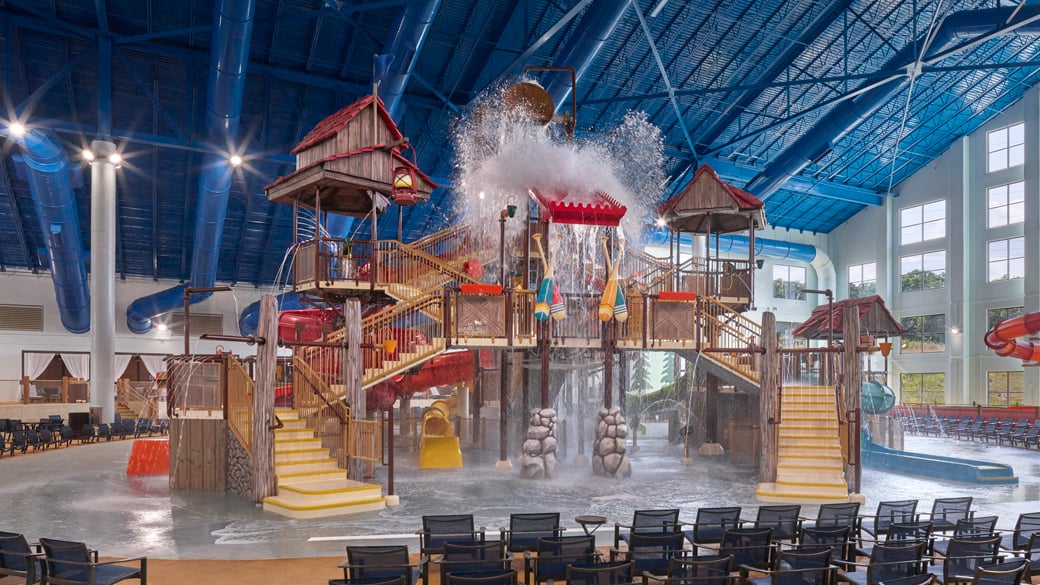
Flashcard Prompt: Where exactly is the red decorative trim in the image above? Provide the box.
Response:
[460,283,503,295]
[659,291,698,301]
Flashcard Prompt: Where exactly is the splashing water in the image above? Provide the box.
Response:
[452,81,666,285]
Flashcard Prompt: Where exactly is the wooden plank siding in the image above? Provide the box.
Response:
[169,418,227,492]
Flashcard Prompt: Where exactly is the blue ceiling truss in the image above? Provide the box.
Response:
[0,0,1039,290]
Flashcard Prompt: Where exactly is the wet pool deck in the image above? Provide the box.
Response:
[1,432,1038,560]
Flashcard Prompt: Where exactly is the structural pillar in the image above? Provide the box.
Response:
[699,373,724,457]
[495,350,512,470]
[89,140,117,424]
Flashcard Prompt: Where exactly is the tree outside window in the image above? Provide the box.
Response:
[900,251,945,292]
[900,372,945,405]
[987,371,1024,406]
[987,122,1025,172]
[773,265,806,300]
[987,237,1025,282]
[987,181,1025,227]
[900,200,945,245]
[848,262,877,298]
[900,314,946,353]
[987,306,1024,330]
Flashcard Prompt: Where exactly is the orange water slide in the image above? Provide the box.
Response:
[984,312,1040,362]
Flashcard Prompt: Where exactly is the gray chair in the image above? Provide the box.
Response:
[0,531,43,585]
[38,537,146,585]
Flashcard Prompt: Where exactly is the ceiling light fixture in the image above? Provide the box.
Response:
[229,155,243,167]
[8,122,25,137]
[82,149,95,162]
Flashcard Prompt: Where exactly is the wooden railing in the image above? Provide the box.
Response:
[349,418,382,464]
[165,355,225,417]
[226,356,254,456]
[410,223,476,265]
[373,239,483,295]
[292,356,351,467]
[116,379,160,419]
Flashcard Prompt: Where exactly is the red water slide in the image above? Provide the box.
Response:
[984,312,1040,362]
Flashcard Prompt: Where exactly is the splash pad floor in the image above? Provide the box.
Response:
[0,429,1037,560]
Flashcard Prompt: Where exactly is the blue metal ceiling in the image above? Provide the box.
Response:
[2,0,1040,292]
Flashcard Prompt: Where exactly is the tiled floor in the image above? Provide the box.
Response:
[1,428,1038,560]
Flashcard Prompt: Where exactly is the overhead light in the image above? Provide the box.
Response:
[478,191,485,200]
[650,0,669,18]
[229,155,243,167]
[156,323,168,332]
[655,218,667,227]
[8,122,25,137]
[82,149,95,162]
[950,325,961,334]
[108,153,122,165]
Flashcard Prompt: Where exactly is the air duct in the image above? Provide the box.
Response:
[542,0,631,109]
[126,0,255,334]
[744,4,1040,200]
[643,229,835,294]
[378,0,444,118]
[5,128,90,333]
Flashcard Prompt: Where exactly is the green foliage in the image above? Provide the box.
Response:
[900,268,944,292]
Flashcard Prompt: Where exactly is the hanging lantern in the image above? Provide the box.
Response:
[392,165,418,205]
[879,341,893,357]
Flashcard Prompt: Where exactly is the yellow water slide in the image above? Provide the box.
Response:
[418,397,463,469]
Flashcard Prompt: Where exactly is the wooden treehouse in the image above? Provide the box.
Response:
[655,164,767,312]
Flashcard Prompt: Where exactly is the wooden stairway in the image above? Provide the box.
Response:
[756,385,852,503]
[262,409,385,519]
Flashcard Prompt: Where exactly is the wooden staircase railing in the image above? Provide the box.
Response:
[697,296,762,382]
[292,356,351,467]
[227,356,255,456]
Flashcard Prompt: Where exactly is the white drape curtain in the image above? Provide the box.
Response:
[23,352,55,380]
[139,355,167,379]
[113,354,133,382]
[61,353,90,380]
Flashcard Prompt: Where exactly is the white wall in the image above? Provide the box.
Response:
[0,271,283,402]
[830,85,1040,405]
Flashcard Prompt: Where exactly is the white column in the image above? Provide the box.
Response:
[90,140,117,423]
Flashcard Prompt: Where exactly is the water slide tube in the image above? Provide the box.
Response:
[984,312,1040,362]
[418,397,463,469]
[860,429,1017,485]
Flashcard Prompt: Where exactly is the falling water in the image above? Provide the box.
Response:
[451,80,666,286]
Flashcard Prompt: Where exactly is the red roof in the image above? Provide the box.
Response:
[657,164,764,215]
[291,95,404,155]
[791,295,908,339]
[264,146,438,192]
[529,187,627,226]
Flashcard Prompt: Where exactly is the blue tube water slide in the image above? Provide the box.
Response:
[5,128,90,333]
[126,0,256,334]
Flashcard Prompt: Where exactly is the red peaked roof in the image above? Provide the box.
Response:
[529,187,627,226]
[657,164,764,214]
[791,295,908,340]
[291,95,404,155]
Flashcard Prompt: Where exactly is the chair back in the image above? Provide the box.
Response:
[798,526,853,564]
[756,505,802,542]
[623,531,687,575]
[528,536,597,584]
[874,574,934,585]
[1012,513,1040,550]
[444,569,517,585]
[345,545,411,582]
[772,547,832,585]
[39,538,91,582]
[872,500,919,535]
[0,531,32,573]
[440,540,509,582]
[940,535,1002,583]
[694,507,743,545]
[631,509,681,533]
[884,522,933,545]
[972,560,1030,585]
[421,514,480,553]
[864,540,927,585]
[953,516,998,538]
[663,556,734,585]
[503,512,560,552]
[721,527,775,571]
[565,560,634,585]
[930,498,973,531]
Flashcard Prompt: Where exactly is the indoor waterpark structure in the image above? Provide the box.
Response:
[4,1,1040,583]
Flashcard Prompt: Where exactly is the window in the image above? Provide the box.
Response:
[900,373,946,405]
[987,122,1025,172]
[987,306,1025,330]
[900,251,945,292]
[772,265,806,300]
[987,237,1025,282]
[987,371,1024,406]
[900,314,946,353]
[900,201,945,245]
[848,262,877,298]
[776,321,808,348]
[987,182,1025,227]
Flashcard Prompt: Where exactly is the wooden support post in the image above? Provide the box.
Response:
[21,376,29,404]
[61,377,70,403]
[759,312,778,483]
[252,295,278,502]
[345,299,364,481]
[843,306,862,495]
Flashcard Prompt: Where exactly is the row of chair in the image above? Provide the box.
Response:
[0,531,146,585]
[906,415,1040,448]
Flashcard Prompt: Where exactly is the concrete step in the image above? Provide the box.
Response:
[275,458,341,475]
[755,482,853,504]
[263,481,385,519]
[273,446,331,462]
[278,469,346,483]
[275,437,323,450]
[275,428,317,440]
[780,422,839,431]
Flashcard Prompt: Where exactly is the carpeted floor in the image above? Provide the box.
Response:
[143,557,342,585]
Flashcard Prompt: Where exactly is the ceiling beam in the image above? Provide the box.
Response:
[703,157,887,207]
[0,159,34,271]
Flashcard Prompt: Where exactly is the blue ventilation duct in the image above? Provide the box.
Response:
[5,129,90,333]
[543,0,631,110]
[379,0,443,118]
[126,0,255,334]
[744,4,1040,200]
